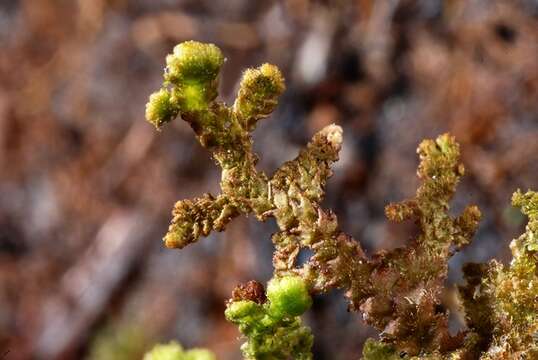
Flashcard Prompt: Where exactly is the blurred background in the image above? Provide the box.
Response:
[0,0,537,359]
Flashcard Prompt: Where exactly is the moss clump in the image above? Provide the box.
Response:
[145,41,538,359]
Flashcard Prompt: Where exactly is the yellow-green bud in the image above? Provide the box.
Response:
[165,41,224,85]
[267,275,312,318]
[159,41,224,113]
[234,63,285,129]
[225,300,261,320]
[145,88,179,129]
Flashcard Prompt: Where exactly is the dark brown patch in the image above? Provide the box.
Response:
[232,280,267,304]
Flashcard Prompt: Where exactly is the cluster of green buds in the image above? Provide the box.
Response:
[225,277,313,359]
[146,41,224,126]
[145,41,538,359]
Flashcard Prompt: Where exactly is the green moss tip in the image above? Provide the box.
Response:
[145,41,225,128]
[241,63,285,96]
[225,300,261,320]
[165,41,224,85]
[267,275,312,318]
[146,89,179,129]
[233,63,285,128]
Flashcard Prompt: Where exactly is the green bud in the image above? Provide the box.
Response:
[233,63,285,129]
[165,41,224,85]
[267,275,312,317]
[160,41,224,113]
[145,88,179,129]
[225,300,261,320]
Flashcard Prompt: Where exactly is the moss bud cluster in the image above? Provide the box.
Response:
[145,41,224,129]
[225,276,313,359]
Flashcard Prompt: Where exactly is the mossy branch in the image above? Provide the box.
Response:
[145,41,538,359]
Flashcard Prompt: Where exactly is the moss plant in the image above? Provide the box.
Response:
[145,41,538,359]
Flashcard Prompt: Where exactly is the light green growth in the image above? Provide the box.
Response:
[266,275,312,317]
[146,41,224,129]
[225,278,314,360]
[145,41,538,359]
[146,88,179,128]
[224,276,313,359]
[233,63,285,131]
[165,41,224,85]
[144,341,215,360]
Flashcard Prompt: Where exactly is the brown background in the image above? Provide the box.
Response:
[0,0,537,359]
